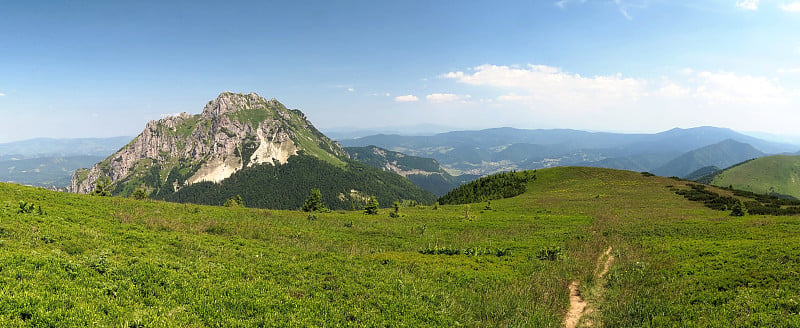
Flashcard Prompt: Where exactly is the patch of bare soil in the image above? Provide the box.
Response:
[564,246,614,328]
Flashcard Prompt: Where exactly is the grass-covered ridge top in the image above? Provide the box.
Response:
[707,155,800,198]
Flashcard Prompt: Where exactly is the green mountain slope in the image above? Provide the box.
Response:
[708,155,800,198]
[345,145,459,196]
[158,155,436,209]
[652,139,764,178]
[684,165,720,181]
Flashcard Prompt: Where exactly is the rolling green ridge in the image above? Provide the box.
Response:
[652,139,764,178]
[708,155,800,198]
[685,165,720,181]
[3,166,800,326]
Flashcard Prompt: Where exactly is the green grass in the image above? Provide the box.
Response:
[0,181,590,326]
[3,166,800,326]
[227,108,272,130]
[519,167,800,327]
[710,155,800,198]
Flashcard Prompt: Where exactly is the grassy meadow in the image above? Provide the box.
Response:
[2,166,800,326]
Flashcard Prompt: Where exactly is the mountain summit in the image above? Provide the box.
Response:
[71,92,347,195]
[70,92,434,208]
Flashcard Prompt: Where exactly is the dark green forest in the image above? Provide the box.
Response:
[151,155,436,210]
[438,170,536,205]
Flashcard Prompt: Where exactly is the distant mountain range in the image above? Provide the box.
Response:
[0,137,131,158]
[0,137,130,187]
[339,126,799,177]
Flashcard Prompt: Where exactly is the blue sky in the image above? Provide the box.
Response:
[1,0,799,142]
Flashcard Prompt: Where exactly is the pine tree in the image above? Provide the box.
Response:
[92,176,114,197]
[364,196,379,215]
[730,200,747,216]
[302,188,327,212]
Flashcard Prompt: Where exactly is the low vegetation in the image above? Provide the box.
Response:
[2,166,800,326]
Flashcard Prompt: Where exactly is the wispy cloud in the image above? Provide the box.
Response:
[692,70,785,105]
[778,67,800,74]
[780,1,800,11]
[347,87,355,92]
[443,64,788,107]
[443,64,648,106]
[426,93,471,104]
[736,0,760,10]
[555,0,647,19]
[0,93,5,97]
[439,64,792,136]
[394,95,419,102]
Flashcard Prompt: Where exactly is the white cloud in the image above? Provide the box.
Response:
[780,1,800,11]
[443,64,648,107]
[426,93,471,103]
[692,70,785,105]
[347,87,355,92]
[394,95,419,102]
[0,93,5,97]
[435,63,798,134]
[736,0,760,10]
[443,64,788,108]
[654,79,691,98]
[778,67,800,74]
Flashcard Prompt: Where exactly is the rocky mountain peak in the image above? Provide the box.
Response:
[201,92,277,119]
[71,92,349,195]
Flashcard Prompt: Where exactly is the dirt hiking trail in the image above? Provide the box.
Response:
[564,246,614,328]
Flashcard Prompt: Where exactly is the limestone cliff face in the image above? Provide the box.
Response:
[71,92,348,195]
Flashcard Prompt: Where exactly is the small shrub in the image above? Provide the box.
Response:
[537,246,564,261]
[132,189,148,200]
[87,251,112,274]
[389,201,403,218]
[17,201,43,215]
[307,214,318,221]
[419,245,461,255]
[224,195,244,207]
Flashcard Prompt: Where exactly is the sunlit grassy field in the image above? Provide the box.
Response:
[2,166,799,327]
